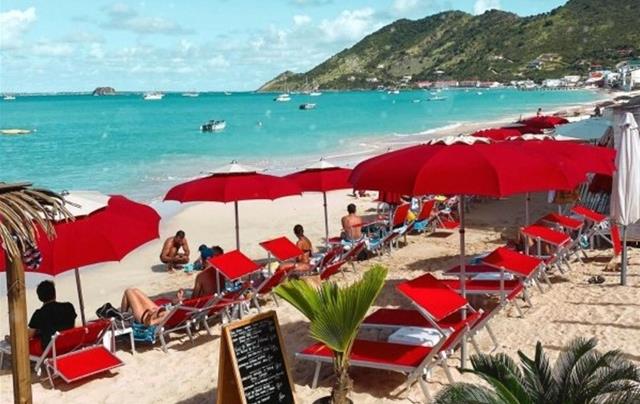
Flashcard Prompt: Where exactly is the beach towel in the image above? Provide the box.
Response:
[132,323,157,343]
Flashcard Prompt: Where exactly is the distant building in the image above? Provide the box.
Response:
[365,77,379,83]
[400,75,412,83]
[616,59,640,91]
[433,80,458,88]
[416,81,432,88]
[542,79,562,88]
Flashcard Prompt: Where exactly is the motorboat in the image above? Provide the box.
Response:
[387,89,400,95]
[3,95,16,100]
[428,96,447,101]
[200,120,226,132]
[309,91,322,96]
[182,92,199,97]
[224,91,232,96]
[274,93,291,102]
[143,92,164,100]
[299,103,316,110]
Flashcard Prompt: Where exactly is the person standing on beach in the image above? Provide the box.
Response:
[28,281,77,350]
[160,230,190,272]
[537,107,543,117]
[341,203,363,241]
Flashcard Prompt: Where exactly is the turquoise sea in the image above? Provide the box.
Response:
[0,89,601,201]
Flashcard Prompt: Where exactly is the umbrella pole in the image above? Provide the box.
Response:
[621,225,628,286]
[458,195,467,368]
[74,268,87,326]
[323,192,329,246]
[5,255,33,404]
[234,201,240,250]
[525,192,531,226]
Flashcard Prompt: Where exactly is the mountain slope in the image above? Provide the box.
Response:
[259,0,640,91]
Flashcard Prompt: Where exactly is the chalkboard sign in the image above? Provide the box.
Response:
[217,311,296,404]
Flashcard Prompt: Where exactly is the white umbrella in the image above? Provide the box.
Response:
[611,112,640,285]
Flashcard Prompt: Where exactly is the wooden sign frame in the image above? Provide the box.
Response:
[217,310,296,404]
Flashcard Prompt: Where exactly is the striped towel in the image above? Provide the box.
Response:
[22,244,42,271]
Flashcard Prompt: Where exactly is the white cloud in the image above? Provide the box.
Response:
[101,3,191,35]
[393,0,419,14]
[207,55,230,68]
[319,8,377,43]
[473,0,501,15]
[32,42,74,57]
[0,7,37,50]
[89,43,105,60]
[293,15,311,26]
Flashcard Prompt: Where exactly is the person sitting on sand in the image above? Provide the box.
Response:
[194,244,215,271]
[28,280,77,349]
[192,246,225,298]
[120,287,184,326]
[160,230,190,272]
[341,203,363,241]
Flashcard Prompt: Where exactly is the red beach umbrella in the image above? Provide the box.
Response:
[349,141,586,367]
[520,115,569,129]
[284,159,352,242]
[471,128,522,141]
[0,194,161,324]
[164,161,301,249]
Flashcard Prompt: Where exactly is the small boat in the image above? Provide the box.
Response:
[224,91,232,96]
[3,95,16,100]
[387,89,400,95]
[1,128,31,135]
[182,92,199,97]
[411,99,422,103]
[476,91,483,96]
[428,96,447,101]
[299,103,316,110]
[143,92,164,100]
[309,91,322,96]
[274,93,291,102]
[200,120,226,132]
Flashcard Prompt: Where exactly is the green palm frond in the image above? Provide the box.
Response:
[554,337,599,402]
[517,341,557,402]
[435,382,506,404]
[468,353,531,404]
[274,264,387,353]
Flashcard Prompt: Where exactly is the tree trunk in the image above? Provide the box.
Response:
[330,357,352,404]
[6,256,33,404]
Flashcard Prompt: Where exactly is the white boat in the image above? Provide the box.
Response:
[299,103,316,110]
[428,96,447,101]
[387,89,400,95]
[476,91,483,95]
[274,93,291,102]
[182,92,199,97]
[224,91,232,96]
[143,92,164,100]
[200,120,226,132]
[3,95,16,100]
[309,91,322,96]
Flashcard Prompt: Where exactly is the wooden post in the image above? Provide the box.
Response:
[6,256,33,404]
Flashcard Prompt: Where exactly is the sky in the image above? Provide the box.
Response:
[0,0,568,93]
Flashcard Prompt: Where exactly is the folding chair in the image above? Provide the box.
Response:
[521,225,573,273]
[571,205,617,250]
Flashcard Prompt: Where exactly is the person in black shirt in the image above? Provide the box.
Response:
[28,280,77,350]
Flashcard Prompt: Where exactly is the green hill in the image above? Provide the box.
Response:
[259,0,640,91]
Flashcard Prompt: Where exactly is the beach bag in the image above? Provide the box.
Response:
[96,303,133,328]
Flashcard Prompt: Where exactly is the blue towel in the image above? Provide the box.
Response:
[132,322,157,343]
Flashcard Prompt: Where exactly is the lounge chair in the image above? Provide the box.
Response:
[0,319,122,387]
[521,224,573,273]
[435,197,460,230]
[570,205,620,254]
[538,212,588,261]
[259,236,303,264]
[319,259,347,280]
[299,273,481,400]
[338,239,366,271]
[482,247,549,292]
[412,199,437,234]
[250,268,290,308]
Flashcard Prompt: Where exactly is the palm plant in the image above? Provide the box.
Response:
[274,264,388,404]
[435,337,640,404]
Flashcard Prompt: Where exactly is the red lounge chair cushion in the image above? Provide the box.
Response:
[540,213,583,231]
[259,237,303,261]
[397,274,468,321]
[571,205,607,223]
[209,250,261,280]
[439,219,460,229]
[29,338,44,357]
[392,204,411,227]
[482,247,542,277]
[256,269,288,294]
[301,340,433,369]
[416,200,436,222]
[320,260,345,280]
[444,264,500,276]
[521,225,571,247]
[51,346,122,383]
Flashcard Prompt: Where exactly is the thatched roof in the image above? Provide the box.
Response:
[0,182,72,261]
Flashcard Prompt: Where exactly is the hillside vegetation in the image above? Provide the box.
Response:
[259,0,640,91]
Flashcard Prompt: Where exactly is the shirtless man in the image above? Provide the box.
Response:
[192,246,224,297]
[160,230,190,272]
[341,203,363,241]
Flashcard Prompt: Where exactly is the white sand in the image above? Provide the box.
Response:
[1,191,638,404]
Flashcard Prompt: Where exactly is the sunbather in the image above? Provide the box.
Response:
[160,230,190,272]
[192,246,225,297]
[28,281,77,349]
[280,225,313,274]
[341,203,363,241]
[120,288,184,326]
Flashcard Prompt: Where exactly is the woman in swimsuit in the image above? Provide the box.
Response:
[279,224,313,274]
[120,288,184,326]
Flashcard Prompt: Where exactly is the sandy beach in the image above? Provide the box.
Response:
[1,188,638,403]
[1,90,639,403]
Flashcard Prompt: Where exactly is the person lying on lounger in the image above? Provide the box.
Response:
[120,288,184,326]
[192,246,225,297]
[160,230,190,272]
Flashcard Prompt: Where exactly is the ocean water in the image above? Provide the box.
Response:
[0,89,601,201]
